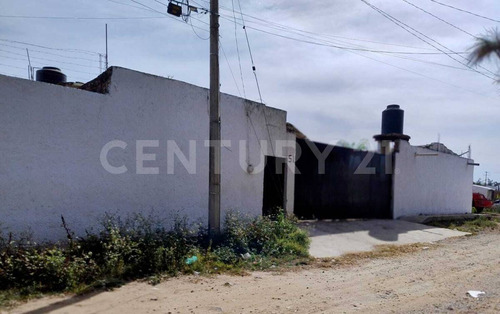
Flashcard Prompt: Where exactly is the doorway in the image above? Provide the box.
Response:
[262,156,286,216]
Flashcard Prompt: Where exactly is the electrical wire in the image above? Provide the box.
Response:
[430,0,500,23]
[236,0,263,104]
[189,18,210,38]
[220,41,242,97]
[194,0,463,56]
[106,0,159,12]
[0,15,166,20]
[235,0,285,195]
[360,0,497,81]
[402,0,477,38]
[0,39,100,56]
[380,53,477,72]
[347,49,497,99]
[0,62,26,70]
[231,0,246,98]
[0,52,99,78]
[129,0,209,31]
[0,49,101,69]
[193,0,448,52]
[0,70,24,77]
[0,43,100,63]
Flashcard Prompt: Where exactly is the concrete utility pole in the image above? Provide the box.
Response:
[208,0,221,234]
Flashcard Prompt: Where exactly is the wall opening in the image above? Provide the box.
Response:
[262,156,286,216]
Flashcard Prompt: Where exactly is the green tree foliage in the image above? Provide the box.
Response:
[336,139,370,151]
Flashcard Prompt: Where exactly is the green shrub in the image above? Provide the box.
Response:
[220,210,310,258]
[0,210,309,300]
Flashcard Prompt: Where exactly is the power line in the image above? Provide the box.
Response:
[350,50,497,99]
[0,69,24,77]
[382,53,477,72]
[360,0,497,81]
[0,14,166,20]
[214,9,467,56]
[105,0,158,12]
[220,41,241,97]
[212,4,497,96]
[194,0,444,52]
[401,0,500,80]
[402,0,477,38]
[236,0,263,104]
[189,18,210,38]
[151,0,169,7]
[0,39,100,56]
[235,0,285,194]
[129,0,209,30]
[231,0,246,98]
[430,0,500,23]
[225,19,467,55]
[0,43,100,63]
[0,48,101,69]
[129,0,166,14]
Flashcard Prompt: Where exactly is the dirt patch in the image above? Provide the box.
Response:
[8,231,500,313]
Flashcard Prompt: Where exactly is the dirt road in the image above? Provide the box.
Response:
[9,231,500,313]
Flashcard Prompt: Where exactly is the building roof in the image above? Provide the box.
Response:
[419,142,458,156]
[286,122,307,139]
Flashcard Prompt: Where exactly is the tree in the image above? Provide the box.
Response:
[336,139,370,151]
[469,29,500,81]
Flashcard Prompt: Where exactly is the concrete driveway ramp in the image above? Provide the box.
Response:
[300,219,468,258]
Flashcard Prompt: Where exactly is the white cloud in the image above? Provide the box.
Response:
[0,0,499,181]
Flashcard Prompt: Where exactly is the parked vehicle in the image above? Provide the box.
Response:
[473,192,493,213]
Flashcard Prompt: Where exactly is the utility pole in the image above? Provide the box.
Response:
[208,0,221,234]
[485,171,488,186]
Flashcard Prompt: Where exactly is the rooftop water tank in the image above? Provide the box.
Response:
[381,104,404,134]
[36,67,67,84]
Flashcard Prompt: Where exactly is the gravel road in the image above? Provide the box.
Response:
[9,230,500,314]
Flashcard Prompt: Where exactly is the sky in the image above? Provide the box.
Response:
[0,0,499,183]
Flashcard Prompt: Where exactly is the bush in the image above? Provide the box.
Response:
[220,210,310,258]
[0,210,309,298]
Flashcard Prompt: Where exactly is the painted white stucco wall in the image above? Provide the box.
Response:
[0,67,294,241]
[393,140,474,218]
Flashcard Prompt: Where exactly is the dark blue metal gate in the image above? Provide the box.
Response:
[294,139,393,219]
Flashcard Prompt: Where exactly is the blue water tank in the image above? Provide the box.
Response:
[381,104,404,134]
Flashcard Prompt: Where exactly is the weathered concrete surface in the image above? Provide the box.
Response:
[300,219,469,258]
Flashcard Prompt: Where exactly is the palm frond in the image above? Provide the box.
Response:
[469,29,500,65]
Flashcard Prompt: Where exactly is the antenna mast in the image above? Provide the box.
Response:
[105,24,109,69]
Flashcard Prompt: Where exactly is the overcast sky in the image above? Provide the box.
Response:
[1,0,499,182]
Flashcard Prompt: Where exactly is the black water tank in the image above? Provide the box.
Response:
[36,67,67,84]
[381,104,404,134]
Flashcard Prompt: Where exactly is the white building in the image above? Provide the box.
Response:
[0,67,296,241]
[392,140,474,218]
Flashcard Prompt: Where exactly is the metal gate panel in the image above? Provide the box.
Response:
[294,139,392,219]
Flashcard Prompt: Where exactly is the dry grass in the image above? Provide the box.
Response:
[268,242,436,274]
[427,215,500,234]
[313,243,436,269]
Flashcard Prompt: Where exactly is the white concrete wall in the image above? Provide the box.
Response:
[0,67,292,241]
[393,140,474,218]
